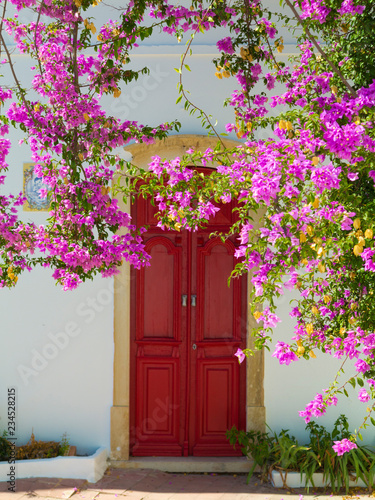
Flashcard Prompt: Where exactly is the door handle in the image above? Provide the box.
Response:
[182,294,187,307]
[191,294,197,307]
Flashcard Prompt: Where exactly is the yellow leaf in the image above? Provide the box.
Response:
[306,225,313,236]
[253,311,262,320]
[318,262,325,273]
[312,306,319,315]
[353,218,361,230]
[353,244,363,256]
[312,156,319,166]
[286,121,293,131]
[323,295,331,304]
[83,113,90,121]
[306,323,314,335]
[358,236,365,247]
[90,24,97,34]
[113,88,121,98]
[309,350,316,359]
[240,47,248,59]
[312,198,320,209]
[300,232,307,243]
[365,228,373,239]
[297,345,305,356]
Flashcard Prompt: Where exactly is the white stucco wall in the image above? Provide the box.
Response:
[266,291,374,445]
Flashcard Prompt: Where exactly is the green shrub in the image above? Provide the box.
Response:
[227,414,375,493]
[0,431,70,461]
[0,431,12,461]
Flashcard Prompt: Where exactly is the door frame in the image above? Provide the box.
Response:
[110,135,265,461]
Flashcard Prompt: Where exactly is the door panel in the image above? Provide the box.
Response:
[130,186,246,457]
[192,359,240,456]
[198,239,238,340]
[141,238,180,339]
[134,358,181,455]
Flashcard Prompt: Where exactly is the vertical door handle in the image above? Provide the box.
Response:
[182,294,187,307]
[191,294,197,307]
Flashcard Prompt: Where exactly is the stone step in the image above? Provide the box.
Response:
[111,457,252,474]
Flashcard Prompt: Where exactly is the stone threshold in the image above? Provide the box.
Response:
[110,456,252,473]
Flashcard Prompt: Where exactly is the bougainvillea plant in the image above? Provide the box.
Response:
[1,0,375,451]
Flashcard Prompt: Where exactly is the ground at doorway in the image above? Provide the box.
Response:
[0,467,372,500]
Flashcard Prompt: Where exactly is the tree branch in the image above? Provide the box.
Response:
[284,0,357,97]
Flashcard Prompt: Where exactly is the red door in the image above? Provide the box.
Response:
[130,185,247,456]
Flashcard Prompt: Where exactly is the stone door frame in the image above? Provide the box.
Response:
[110,134,265,461]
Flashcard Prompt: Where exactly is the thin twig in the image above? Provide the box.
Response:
[178,5,225,148]
[34,0,44,78]
[0,30,38,125]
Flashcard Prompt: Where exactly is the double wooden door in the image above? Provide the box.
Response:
[130,191,247,456]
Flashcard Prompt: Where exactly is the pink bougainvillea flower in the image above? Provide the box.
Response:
[358,388,370,403]
[332,439,357,456]
[234,348,246,364]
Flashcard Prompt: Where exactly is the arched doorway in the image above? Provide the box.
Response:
[111,135,265,462]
